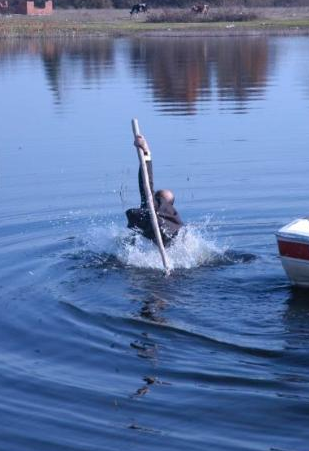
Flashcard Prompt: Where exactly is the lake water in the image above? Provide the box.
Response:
[0,36,309,451]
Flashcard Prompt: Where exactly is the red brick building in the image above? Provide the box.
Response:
[0,1,53,15]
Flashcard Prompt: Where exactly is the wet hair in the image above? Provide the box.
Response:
[155,189,175,205]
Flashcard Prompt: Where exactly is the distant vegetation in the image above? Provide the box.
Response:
[146,7,258,23]
[52,0,309,8]
[54,0,113,7]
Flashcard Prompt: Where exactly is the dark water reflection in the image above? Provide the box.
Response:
[42,40,115,103]
[0,37,274,113]
[130,37,273,114]
[1,36,309,451]
[0,39,115,103]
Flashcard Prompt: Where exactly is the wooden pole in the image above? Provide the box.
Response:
[131,118,170,274]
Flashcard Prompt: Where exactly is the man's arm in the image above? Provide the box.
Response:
[139,161,154,208]
[135,136,155,209]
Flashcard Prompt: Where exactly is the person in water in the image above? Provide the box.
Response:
[126,135,183,246]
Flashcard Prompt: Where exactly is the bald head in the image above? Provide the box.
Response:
[155,189,175,205]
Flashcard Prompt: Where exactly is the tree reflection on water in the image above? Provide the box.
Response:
[41,39,115,103]
[130,37,273,114]
[0,37,275,113]
[130,38,211,115]
[0,39,115,103]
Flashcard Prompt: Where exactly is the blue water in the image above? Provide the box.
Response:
[0,36,309,451]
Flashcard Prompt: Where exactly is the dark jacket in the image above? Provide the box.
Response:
[126,161,183,246]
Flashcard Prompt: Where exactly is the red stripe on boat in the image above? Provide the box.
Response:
[278,240,309,260]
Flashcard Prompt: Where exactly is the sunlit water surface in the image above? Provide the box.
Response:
[0,37,309,451]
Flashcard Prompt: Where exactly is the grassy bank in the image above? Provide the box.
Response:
[1,8,309,37]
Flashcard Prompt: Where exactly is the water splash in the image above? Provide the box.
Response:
[83,219,228,271]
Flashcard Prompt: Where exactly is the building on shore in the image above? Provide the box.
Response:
[0,1,53,15]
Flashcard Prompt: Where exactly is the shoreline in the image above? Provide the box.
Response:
[1,8,309,38]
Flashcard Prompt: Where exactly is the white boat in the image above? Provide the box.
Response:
[276,218,309,287]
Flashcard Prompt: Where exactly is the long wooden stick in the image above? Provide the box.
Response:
[131,118,170,274]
